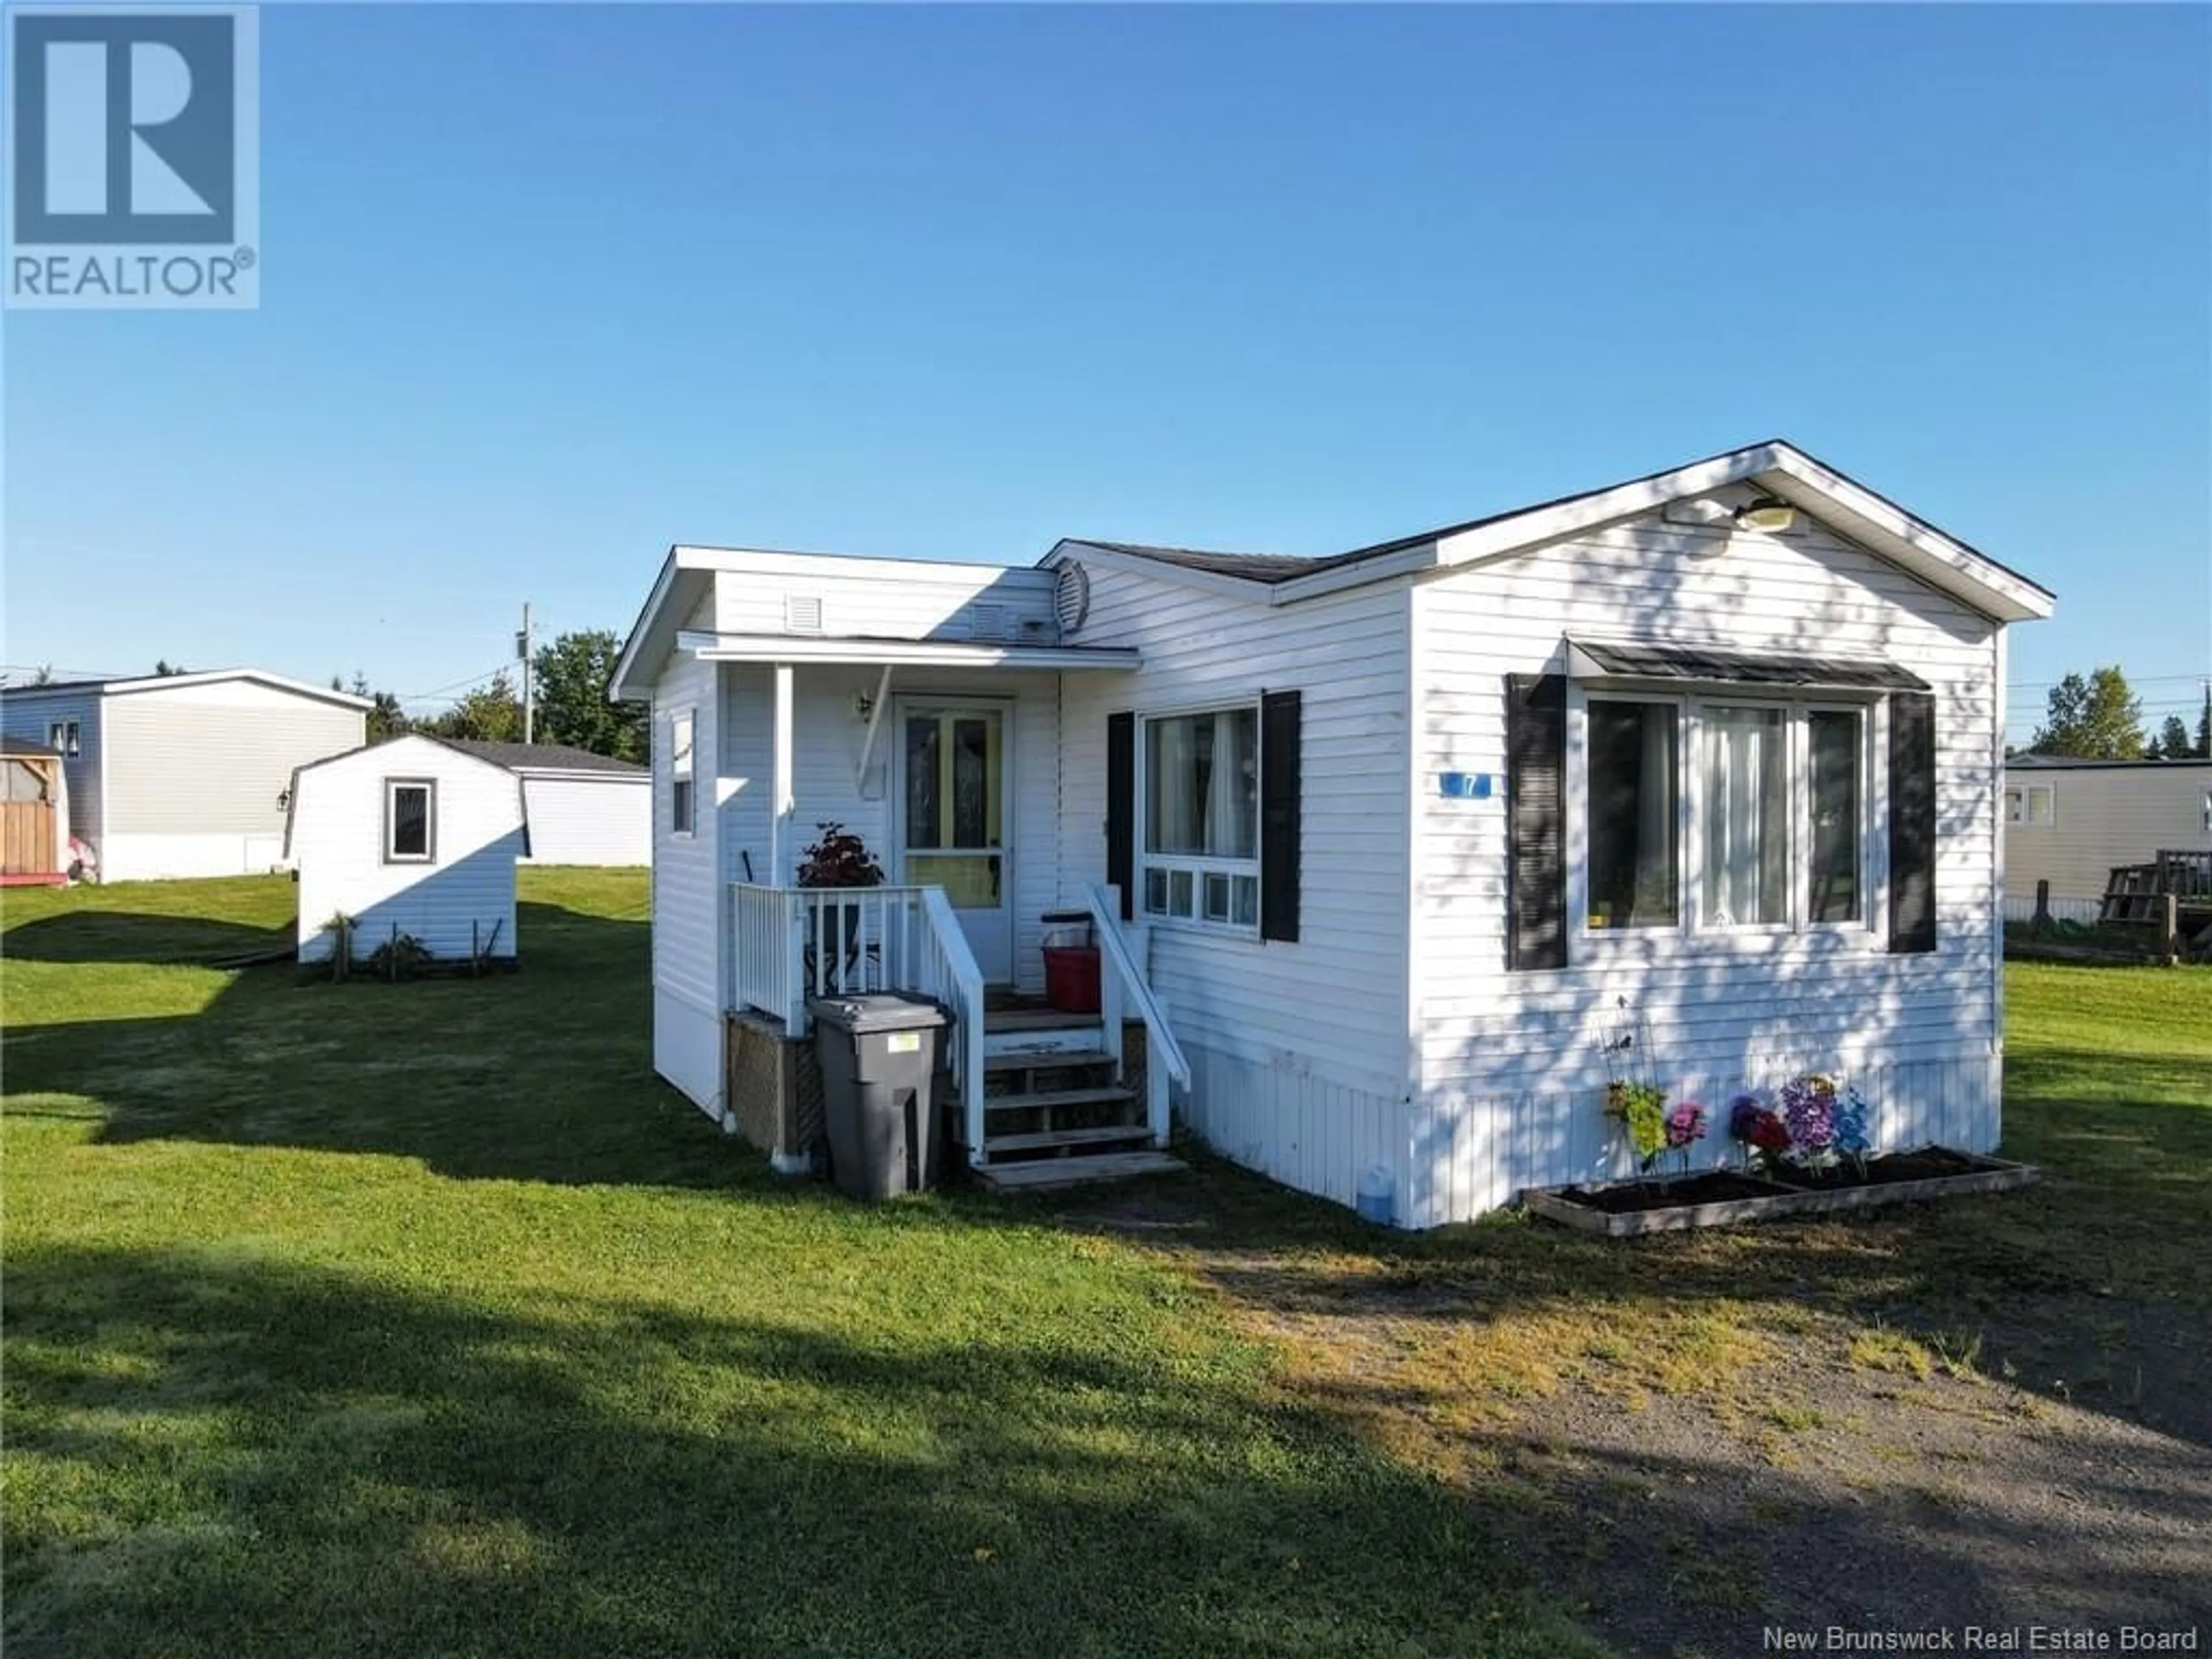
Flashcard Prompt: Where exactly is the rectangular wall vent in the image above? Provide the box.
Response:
[785,593,824,633]
[967,603,1006,640]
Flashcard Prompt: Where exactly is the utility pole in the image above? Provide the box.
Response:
[517,603,535,745]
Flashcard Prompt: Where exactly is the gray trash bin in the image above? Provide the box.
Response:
[809,992,951,1201]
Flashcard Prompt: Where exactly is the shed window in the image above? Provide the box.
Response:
[1141,707,1259,930]
[46,720,79,757]
[1586,700,1680,930]
[670,710,695,836]
[384,780,435,863]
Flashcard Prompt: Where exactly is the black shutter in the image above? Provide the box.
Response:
[1106,712,1135,921]
[1888,691,1938,954]
[1260,690,1302,942]
[1507,673,1569,971]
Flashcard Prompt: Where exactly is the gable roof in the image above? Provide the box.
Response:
[281,733,531,860]
[0,668,373,711]
[441,740,645,777]
[1052,441,2056,623]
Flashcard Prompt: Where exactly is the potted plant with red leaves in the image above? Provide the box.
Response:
[796,822,884,889]
[796,823,885,988]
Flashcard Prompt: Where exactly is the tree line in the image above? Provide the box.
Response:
[2024,665,2211,761]
[332,629,646,762]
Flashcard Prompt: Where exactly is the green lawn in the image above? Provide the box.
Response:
[5,877,2206,1657]
[1,872,1601,1659]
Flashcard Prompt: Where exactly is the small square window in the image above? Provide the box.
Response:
[1143,868,1169,915]
[1169,869,1194,918]
[1232,874,1258,927]
[384,780,435,863]
[46,720,79,757]
[1202,871,1232,923]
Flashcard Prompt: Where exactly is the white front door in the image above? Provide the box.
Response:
[895,699,1014,983]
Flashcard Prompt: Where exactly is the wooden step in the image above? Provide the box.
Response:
[984,1007,1101,1033]
[975,1150,1188,1192]
[983,1027,1105,1060]
[983,1123,1154,1155]
[984,1048,1114,1073]
[980,1085,1137,1114]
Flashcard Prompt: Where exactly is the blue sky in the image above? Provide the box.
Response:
[5,3,2208,738]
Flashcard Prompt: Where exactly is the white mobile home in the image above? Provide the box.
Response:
[612,441,2054,1226]
[442,740,650,866]
[2003,757,2212,918]
[285,735,529,965]
[0,669,368,882]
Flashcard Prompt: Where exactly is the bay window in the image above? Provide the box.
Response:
[1141,706,1259,929]
[1581,694,1872,937]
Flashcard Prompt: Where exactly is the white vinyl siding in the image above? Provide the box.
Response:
[101,678,365,838]
[715,658,1062,993]
[2002,763,2212,904]
[652,624,721,1016]
[518,774,650,866]
[292,736,523,963]
[1409,491,2005,1224]
[713,561,1058,645]
[1058,562,1415,1101]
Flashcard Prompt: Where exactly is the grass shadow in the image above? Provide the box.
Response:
[2,1241,1602,1659]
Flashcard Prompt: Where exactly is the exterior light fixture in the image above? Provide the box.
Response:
[1733,494,1798,534]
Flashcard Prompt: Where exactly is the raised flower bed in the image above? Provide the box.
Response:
[1531,1033,2037,1235]
[1525,1147,2038,1237]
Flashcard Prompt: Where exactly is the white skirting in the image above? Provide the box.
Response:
[1406,1050,2003,1229]
[653,984,725,1122]
[98,831,289,882]
[1177,1042,2002,1231]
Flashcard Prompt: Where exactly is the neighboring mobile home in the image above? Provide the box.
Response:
[285,734,529,965]
[442,740,650,866]
[612,441,2054,1226]
[2002,756,2212,919]
[0,669,368,881]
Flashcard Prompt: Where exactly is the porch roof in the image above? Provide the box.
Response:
[673,630,1141,671]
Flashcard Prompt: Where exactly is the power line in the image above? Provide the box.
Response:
[397,662,514,706]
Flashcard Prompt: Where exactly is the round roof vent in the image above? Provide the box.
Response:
[1054,561,1090,637]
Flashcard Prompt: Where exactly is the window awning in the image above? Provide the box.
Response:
[1566,638,1929,692]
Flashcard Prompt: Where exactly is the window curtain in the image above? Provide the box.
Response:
[1705,709,1786,925]
[1149,718,1197,853]
[1207,711,1256,858]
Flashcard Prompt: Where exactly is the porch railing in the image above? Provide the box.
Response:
[728,882,987,1120]
[1085,883,1191,1150]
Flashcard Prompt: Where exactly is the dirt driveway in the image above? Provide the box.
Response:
[1060,1180,2212,1658]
